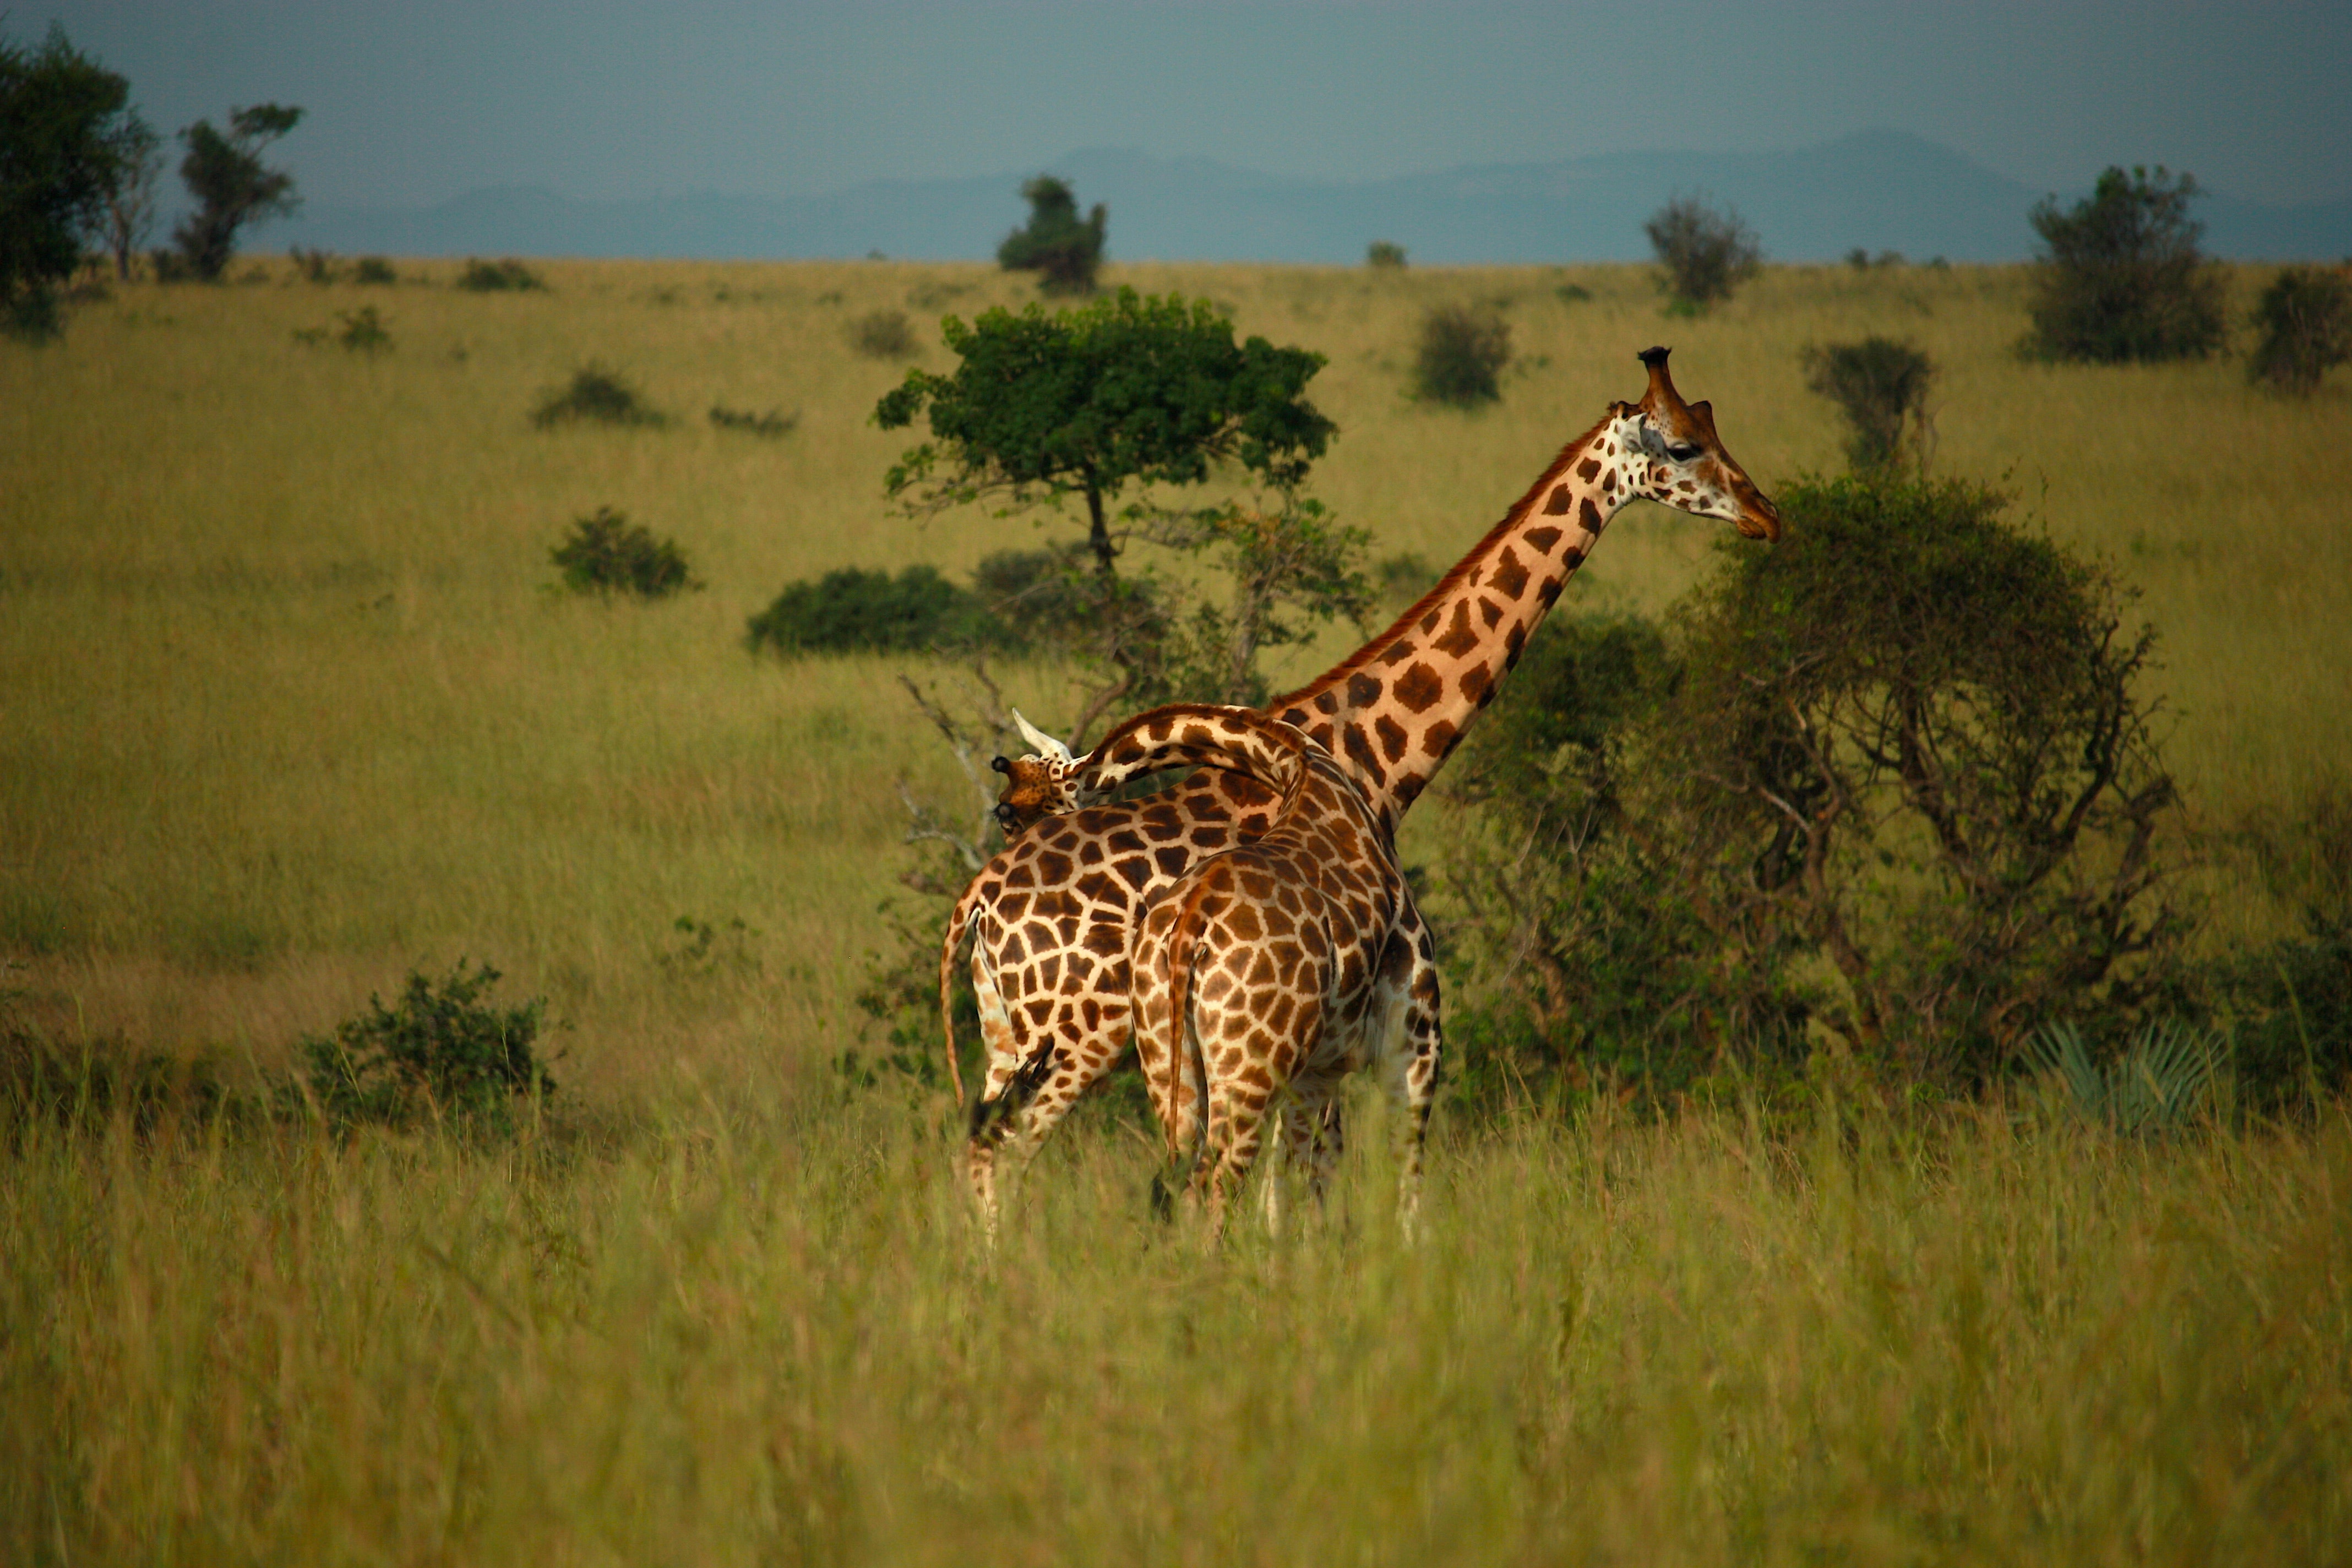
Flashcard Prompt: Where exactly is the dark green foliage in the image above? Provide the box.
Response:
[2,1013,244,1139]
[0,24,130,337]
[336,304,389,355]
[745,564,1013,657]
[532,363,663,428]
[1845,248,1905,271]
[1441,472,2184,1102]
[708,405,796,437]
[997,175,1106,295]
[2024,1018,2222,1134]
[351,255,395,285]
[1375,550,1435,610]
[848,308,916,358]
[2247,266,2352,394]
[1365,241,1407,269]
[456,257,546,292]
[1803,337,1935,471]
[290,244,337,282]
[876,288,1333,584]
[2205,786,2352,1110]
[1412,304,1511,406]
[169,102,302,280]
[2023,166,2226,364]
[549,507,698,600]
[1645,195,1761,308]
[301,961,552,1131]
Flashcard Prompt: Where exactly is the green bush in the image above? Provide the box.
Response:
[2247,265,2352,394]
[1412,304,1510,406]
[335,304,389,355]
[1645,195,1761,309]
[848,308,916,358]
[997,175,1106,295]
[456,257,545,292]
[1803,337,1935,471]
[708,404,796,437]
[1440,472,2186,1103]
[549,507,698,600]
[2023,1018,2223,1135]
[302,960,551,1130]
[1365,241,1407,269]
[289,244,337,283]
[745,565,1013,657]
[2023,166,2226,364]
[531,363,663,428]
[351,255,395,285]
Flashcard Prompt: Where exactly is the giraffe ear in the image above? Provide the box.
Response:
[1011,709,1075,763]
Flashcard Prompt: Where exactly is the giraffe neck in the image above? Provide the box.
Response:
[1270,410,1637,827]
[1073,705,1311,813]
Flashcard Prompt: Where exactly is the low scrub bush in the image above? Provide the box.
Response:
[1645,195,1761,309]
[301,960,551,1131]
[549,507,698,600]
[351,255,395,285]
[456,257,546,292]
[1365,241,1407,269]
[848,309,916,358]
[1803,336,1935,471]
[336,304,389,355]
[709,405,796,437]
[745,564,1014,657]
[2023,1017,2223,1134]
[2023,165,2225,363]
[289,245,337,283]
[1412,304,1510,406]
[2247,265,2352,394]
[532,363,663,428]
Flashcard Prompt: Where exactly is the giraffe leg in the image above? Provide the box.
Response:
[1280,1073,1347,1211]
[1385,936,1444,1242]
[962,940,1022,1242]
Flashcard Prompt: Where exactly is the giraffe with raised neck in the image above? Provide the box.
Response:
[1024,703,1435,1234]
[944,347,1780,1229]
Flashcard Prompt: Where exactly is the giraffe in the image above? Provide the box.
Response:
[1021,702,1436,1235]
[944,347,1780,1229]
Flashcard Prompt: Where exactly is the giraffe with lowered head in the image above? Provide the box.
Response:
[944,347,1781,1230]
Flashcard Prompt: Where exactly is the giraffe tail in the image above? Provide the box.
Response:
[937,877,982,1109]
[1159,873,1224,1191]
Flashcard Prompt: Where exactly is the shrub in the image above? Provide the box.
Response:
[2023,1019,2223,1135]
[351,255,395,285]
[456,257,545,292]
[1412,304,1511,406]
[996,175,1106,295]
[335,304,389,355]
[1440,473,2186,1102]
[549,506,698,600]
[1645,195,1761,309]
[301,960,551,1131]
[1844,248,1905,271]
[531,363,663,428]
[848,308,916,358]
[2247,265,2352,394]
[1803,337,1935,471]
[2023,165,2225,363]
[708,404,797,437]
[746,565,1012,657]
[1365,241,1407,269]
[288,244,336,282]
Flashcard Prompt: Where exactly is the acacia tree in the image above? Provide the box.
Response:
[99,108,161,280]
[170,102,303,280]
[876,287,1340,736]
[997,175,1106,295]
[2024,165,2225,363]
[0,24,130,335]
[1645,195,1761,309]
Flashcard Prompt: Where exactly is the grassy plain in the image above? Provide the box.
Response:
[4,256,2351,1562]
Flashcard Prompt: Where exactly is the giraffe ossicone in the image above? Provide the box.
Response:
[943,346,1781,1234]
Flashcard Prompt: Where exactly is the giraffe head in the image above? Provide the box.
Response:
[990,710,1087,836]
[1613,346,1781,541]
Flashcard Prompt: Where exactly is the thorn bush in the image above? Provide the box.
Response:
[1645,195,1761,309]
[2247,265,2352,394]
[745,564,1017,657]
[1412,304,1511,406]
[2023,165,2225,364]
[301,960,552,1131]
[351,256,395,285]
[848,308,916,358]
[1365,241,1407,270]
[549,507,699,600]
[456,257,546,292]
[531,363,664,428]
[1803,337,1936,471]
[709,405,797,437]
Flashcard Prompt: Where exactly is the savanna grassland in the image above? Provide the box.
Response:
[3,257,2350,1564]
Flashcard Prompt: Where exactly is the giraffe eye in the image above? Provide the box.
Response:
[1667,442,1701,462]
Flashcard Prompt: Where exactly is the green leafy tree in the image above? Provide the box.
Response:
[2246,265,2352,394]
[2024,165,2226,363]
[0,24,131,335]
[1803,337,1937,471]
[1645,194,1761,309]
[997,175,1106,295]
[169,102,303,280]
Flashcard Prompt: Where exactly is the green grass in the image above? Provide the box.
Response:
[3,257,2349,1561]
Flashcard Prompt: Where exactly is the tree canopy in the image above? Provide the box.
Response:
[0,24,130,334]
[996,175,1106,295]
[874,288,1335,578]
[170,102,303,280]
[2024,165,2225,363]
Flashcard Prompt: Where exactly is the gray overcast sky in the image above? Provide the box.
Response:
[30,1,2352,209]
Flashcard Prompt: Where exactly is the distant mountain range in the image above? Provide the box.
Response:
[274,130,2352,265]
